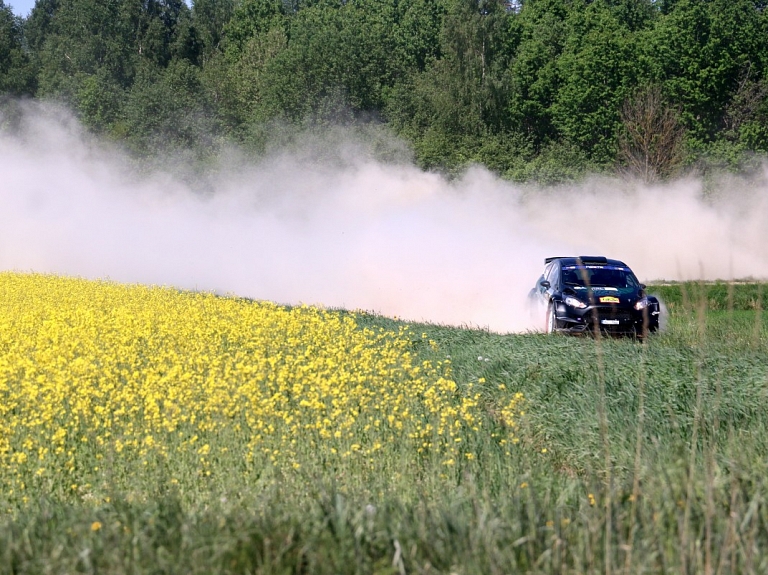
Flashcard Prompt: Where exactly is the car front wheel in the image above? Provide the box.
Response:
[545,303,557,334]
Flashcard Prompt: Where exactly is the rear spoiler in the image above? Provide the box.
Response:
[544,256,608,264]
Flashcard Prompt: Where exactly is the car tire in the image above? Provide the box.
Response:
[545,303,557,334]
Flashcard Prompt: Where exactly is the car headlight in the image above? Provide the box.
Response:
[634,298,650,310]
[564,296,587,309]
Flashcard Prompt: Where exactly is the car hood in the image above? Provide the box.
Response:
[567,286,641,306]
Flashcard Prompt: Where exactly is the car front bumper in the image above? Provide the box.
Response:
[553,302,660,336]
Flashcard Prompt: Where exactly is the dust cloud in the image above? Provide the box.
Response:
[2,104,768,333]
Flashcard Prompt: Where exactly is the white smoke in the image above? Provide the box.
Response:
[2,104,767,332]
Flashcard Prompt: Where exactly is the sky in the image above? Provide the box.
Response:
[8,0,34,17]
[8,0,192,17]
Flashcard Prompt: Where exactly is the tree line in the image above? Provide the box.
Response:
[2,0,768,181]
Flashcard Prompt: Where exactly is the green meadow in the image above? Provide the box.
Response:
[1,281,766,574]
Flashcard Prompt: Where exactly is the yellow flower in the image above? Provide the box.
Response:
[0,272,530,506]
[91,521,102,532]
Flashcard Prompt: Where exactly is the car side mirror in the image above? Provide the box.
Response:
[640,283,646,289]
[539,280,551,289]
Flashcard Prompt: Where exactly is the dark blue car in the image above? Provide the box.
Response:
[529,256,660,338]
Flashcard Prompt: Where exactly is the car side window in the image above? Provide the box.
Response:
[537,264,553,294]
[548,264,560,288]
[539,263,552,292]
[544,262,560,287]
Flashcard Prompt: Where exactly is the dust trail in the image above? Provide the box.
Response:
[1,104,767,332]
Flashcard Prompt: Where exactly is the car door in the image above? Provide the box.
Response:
[542,262,558,301]
[547,264,560,296]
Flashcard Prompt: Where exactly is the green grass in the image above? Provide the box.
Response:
[2,283,768,574]
[649,281,766,312]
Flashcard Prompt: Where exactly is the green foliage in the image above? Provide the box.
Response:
[0,1,36,94]
[75,69,124,131]
[191,0,235,59]
[222,0,284,59]
[386,0,516,173]
[649,281,766,313]
[121,59,217,157]
[206,17,288,136]
[646,0,767,146]
[504,0,570,146]
[5,0,768,178]
[32,0,138,98]
[552,2,643,164]
[505,139,598,183]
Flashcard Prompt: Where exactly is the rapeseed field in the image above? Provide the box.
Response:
[0,272,524,509]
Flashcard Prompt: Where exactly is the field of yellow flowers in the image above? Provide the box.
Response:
[0,272,524,509]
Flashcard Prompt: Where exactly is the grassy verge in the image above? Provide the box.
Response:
[649,280,765,312]
[1,280,767,574]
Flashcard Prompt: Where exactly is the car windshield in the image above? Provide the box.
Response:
[561,265,639,289]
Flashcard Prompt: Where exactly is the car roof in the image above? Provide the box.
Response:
[544,256,629,268]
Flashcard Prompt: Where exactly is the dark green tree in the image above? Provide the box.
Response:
[222,0,285,59]
[258,0,407,121]
[552,1,646,163]
[387,0,513,170]
[505,0,570,148]
[209,0,287,136]
[32,0,138,99]
[25,0,203,135]
[192,0,235,60]
[24,0,58,52]
[646,0,767,146]
[122,58,217,156]
[0,1,36,95]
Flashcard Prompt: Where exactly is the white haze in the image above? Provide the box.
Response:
[2,105,768,333]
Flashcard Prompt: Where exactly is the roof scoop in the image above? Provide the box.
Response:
[544,255,608,264]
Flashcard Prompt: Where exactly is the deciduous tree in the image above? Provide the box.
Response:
[618,84,685,181]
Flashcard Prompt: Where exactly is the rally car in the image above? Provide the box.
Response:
[528,256,660,338]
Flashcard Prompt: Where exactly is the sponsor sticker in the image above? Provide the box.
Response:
[599,296,620,304]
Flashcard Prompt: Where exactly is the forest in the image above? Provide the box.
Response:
[2,0,768,182]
